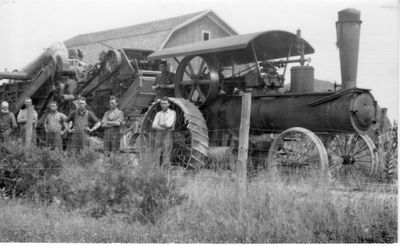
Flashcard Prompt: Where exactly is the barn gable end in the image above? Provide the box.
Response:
[164,15,234,48]
[64,10,237,64]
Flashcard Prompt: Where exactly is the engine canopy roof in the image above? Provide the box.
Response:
[148,30,314,65]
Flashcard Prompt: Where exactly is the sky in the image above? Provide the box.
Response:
[0,0,398,120]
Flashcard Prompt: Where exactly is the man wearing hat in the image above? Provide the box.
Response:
[0,101,17,142]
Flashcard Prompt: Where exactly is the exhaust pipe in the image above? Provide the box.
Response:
[336,8,362,89]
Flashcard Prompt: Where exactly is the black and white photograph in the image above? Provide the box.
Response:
[0,0,398,243]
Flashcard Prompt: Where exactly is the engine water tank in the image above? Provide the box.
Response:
[290,66,314,93]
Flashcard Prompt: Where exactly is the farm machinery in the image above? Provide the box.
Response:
[141,8,388,182]
[0,9,391,182]
[0,43,163,148]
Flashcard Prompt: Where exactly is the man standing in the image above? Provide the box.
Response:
[65,97,101,152]
[101,96,124,152]
[44,101,67,149]
[17,97,38,145]
[0,101,17,142]
[152,96,176,168]
[152,62,175,99]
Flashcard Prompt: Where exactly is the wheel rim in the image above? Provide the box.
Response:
[267,127,329,180]
[175,55,219,106]
[327,133,378,182]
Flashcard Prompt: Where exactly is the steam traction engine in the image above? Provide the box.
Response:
[140,8,381,182]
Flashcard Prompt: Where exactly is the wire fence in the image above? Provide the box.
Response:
[0,126,397,197]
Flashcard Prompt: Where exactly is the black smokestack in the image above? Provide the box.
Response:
[336,8,362,89]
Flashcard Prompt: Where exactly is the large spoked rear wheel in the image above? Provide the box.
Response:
[326,133,378,184]
[175,55,220,106]
[139,98,209,169]
[267,127,329,182]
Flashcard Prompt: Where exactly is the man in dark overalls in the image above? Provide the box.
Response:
[101,96,124,152]
[152,61,175,99]
[65,97,101,152]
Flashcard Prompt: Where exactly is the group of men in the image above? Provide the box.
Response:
[0,61,177,166]
[0,96,124,153]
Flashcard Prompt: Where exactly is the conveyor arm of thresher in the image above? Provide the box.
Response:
[77,50,123,97]
[11,58,57,114]
[117,50,143,111]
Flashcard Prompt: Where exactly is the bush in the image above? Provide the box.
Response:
[0,142,63,202]
[130,165,188,224]
[0,143,187,224]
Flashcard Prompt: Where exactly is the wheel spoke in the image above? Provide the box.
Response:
[299,138,314,161]
[348,134,360,155]
[343,134,350,156]
[174,142,191,151]
[329,162,342,172]
[334,135,345,156]
[353,152,373,160]
[352,143,369,157]
[187,62,195,77]
[197,60,205,79]
[354,159,373,165]
[181,80,196,86]
[175,110,185,126]
[188,86,196,100]
[198,79,212,85]
[196,85,207,103]
[353,164,370,177]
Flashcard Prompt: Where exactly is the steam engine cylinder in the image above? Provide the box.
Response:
[336,8,362,89]
[290,66,315,93]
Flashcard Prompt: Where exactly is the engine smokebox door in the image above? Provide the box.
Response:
[350,93,376,132]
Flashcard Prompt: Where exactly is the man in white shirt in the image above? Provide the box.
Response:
[152,96,176,168]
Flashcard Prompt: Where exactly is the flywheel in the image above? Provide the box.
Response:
[175,55,220,106]
[139,98,209,169]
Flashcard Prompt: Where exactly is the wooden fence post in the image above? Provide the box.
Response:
[377,108,388,174]
[237,92,251,200]
[379,108,387,132]
[25,105,33,148]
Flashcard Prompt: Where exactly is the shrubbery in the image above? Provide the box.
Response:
[0,142,63,201]
[0,142,187,224]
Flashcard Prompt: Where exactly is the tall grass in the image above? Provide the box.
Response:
[154,170,397,243]
[0,141,397,243]
[1,168,396,243]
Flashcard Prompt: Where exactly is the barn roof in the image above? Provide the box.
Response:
[64,10,237,49]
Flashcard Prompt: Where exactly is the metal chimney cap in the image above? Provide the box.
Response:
[338,8,361,22]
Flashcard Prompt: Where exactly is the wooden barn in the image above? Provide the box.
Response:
[64,10,237,67]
